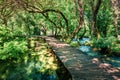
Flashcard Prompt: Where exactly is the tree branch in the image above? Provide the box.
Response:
[28,9,69,36]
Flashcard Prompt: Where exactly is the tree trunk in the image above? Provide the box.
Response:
[112,0,119,37]
[72,0,84,39]
[3,18,7,26]
[91,0,102,38]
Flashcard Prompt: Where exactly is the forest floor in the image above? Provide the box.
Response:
[43,36,120,80]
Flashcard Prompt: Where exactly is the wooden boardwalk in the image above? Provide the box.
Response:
[43,36,120,80]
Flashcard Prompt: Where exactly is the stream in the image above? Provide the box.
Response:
[73,38,120,69]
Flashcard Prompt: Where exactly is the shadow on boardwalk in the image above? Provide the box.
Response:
[43,36,120,80]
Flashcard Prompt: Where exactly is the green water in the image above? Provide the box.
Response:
[0,55,58,80]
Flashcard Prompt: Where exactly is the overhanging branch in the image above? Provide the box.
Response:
[28,9,69,36]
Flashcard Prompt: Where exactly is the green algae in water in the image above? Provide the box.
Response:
[0,55,59,80]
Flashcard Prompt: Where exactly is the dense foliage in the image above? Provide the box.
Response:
[0,0,120,79]
[0,26,28,61]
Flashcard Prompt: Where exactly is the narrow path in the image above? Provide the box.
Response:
[43,36,120,80]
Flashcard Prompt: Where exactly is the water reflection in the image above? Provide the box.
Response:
[0,57,58,80]
[79,46,92,52]
[79,38,90,45]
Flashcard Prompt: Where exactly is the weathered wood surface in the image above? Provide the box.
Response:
[43,36,120,80]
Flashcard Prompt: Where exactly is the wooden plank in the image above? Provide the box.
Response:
[43,36,120,80]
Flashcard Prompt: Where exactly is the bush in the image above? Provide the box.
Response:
[91,36,117,53]
[0,25,29,61]
[0,40,28,60]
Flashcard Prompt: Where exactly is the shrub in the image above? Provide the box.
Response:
[0,41,28,60]
[93,36,116,48]
[91,36,117,54]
